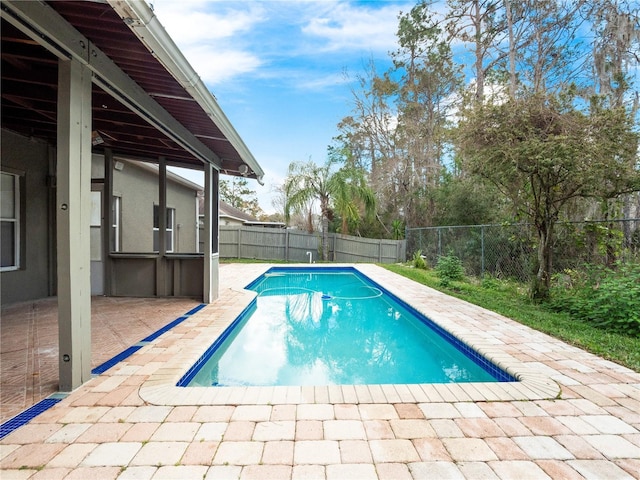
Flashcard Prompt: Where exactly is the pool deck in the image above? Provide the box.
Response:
[1,263,639,479]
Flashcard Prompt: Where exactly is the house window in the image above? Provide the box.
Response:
[1,172,20,271]
[111,196,121,252]
[153,205,175,252]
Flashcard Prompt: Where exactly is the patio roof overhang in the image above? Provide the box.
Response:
[1,0,264,182]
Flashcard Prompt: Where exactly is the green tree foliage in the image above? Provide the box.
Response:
[277,0,640,299]
[392,3,462,226]
[588,0,640,225]
[432,173,502,226]
[458,92,639,300]
[283,158,375,261]
[219,176,263,218]
[452,0,640,300]
[335,2,461,229]
[391,219,404,240]
[328,146,377,236]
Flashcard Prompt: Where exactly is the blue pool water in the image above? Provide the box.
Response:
[180,267,516,387]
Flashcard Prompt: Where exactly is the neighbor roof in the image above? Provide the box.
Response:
[219,201,260,224]
[1,0,263,182]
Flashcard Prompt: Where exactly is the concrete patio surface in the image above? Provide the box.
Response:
[1,263,639,479]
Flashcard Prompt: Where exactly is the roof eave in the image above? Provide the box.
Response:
[108,0,265,184]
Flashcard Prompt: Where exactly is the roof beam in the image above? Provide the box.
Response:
[1,0,222,169]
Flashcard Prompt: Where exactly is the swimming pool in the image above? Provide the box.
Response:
[179,267,516,387]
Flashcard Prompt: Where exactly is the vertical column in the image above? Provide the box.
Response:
[47,146,57,296]
[203,163,219,302]
[156,157,167,296]
[103,149,113,296]
[57,58,92,392]
[285,229,289,262]
[213,169,219,257]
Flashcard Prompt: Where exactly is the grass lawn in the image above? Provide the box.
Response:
[383,263,640,373]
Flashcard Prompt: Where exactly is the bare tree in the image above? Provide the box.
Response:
[446,0,505,103]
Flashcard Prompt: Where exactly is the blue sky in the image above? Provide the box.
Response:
[153,0,415,213]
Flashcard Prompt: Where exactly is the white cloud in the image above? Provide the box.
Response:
[181,45,263,85]
[296,72,350,91]
[150,1,411,88]
[301,2,407,52]
[152,0,264,44]
[261,69,350,92]
[152,0,266,85]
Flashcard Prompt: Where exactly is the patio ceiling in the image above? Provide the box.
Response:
[1,0,263,181]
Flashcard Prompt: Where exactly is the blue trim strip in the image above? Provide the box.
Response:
[92,346,141,375]
[0,303,207,440]
[177,300,256,386]
[185,303,207,316]
[0,397,62,440]
[142,316,188,342]
[92,304,206,375]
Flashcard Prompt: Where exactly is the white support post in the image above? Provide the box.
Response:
[57,58,92,392]
[203,164,219,303]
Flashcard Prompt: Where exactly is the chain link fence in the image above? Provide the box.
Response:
[406,219,640,282]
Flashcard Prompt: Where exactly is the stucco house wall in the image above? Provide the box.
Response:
[1,137,202,308]
[112,160,199,253]
[1,129,54,304]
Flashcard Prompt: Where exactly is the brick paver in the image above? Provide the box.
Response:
[81,442,142,467]
[253,421,296,441]
[1,264,639,479]
[262,440,294,465]
[294,440,341,465]
[324,420,366,440]
[369,439,420,463]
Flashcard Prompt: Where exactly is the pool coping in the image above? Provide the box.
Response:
[138,264,561,406]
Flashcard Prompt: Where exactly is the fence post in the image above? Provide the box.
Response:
[237,228,241,259]
[481,225,485,277]
[285,229,289,262]
[438,228,442,257]
[378,240,383,263]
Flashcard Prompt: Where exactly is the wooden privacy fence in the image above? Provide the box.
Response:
[218,226,406,263]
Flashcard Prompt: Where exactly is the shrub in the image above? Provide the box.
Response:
[552,263,640,336]
[436,254,465,286]
[412,250,427,269]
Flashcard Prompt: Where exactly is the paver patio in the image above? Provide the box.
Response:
[1,263,639,479]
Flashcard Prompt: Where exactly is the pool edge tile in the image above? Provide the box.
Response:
[137,264,561,407]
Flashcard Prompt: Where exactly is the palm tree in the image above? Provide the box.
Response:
[284,159,376,261]
[332,165,376,236]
